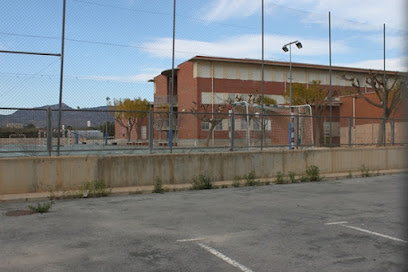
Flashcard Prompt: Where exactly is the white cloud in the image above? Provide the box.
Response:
[310,0,405,30]
[200,0,405,31]
[141,34,350,60]
[82,72,160,83]
[200,0,262,22]
[365,34,407,52]
[336,57,408,72]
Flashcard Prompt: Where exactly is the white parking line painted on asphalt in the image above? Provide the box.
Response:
[176,238,206,242]
[341,224,408,243]
[325,221,349,225]
[326,222,407,243]
[197,242,254,272]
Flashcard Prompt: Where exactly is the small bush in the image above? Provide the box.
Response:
[152,177,165,194]
[192,174,213,190]
[288,171,296,183]
[306,165,322,181]
[347,171,353,179]
[232,176,241,187]
[221,184,229,188]
[275,172,286,184]
[265,181,271,185]
[299,175,309,182]
[360,164,370,177]
[28,202,54,214]
[243,171,260,186]
[81,180,112,198]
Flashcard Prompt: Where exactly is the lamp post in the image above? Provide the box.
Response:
[282,40,302,149]
[282,40,302,106]
[105,97,110,146]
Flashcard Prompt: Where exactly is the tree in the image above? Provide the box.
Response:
[262,96,278,106]
[191,102,229,147]
[343,71,405,146]
[284,80,328,146]
[153,105,169,144]
[111,98,150,142]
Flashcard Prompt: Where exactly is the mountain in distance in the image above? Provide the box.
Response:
[0,104,115,129]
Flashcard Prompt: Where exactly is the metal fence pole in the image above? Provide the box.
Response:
[391,119,395,146]
[230,113,235,151]
[348,117,352,147]
[57,0,67,156]
[47,107,52,156]
[296,112,300,149]
[149,110,153,154]
[383,117,387,146]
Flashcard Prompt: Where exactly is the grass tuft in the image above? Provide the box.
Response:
[243,171,260,186]
[305,165,322,182]
[192,174,213,190]
[28,202,54,214]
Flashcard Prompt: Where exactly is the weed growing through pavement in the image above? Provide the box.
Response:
[299,175,309,182]
[28,202,54,214]
[192,174,213,190]
[243,171,261,186]
[288,171,296,183]
[275,171,286,184]
[360,164,370,177]
[232,176,241,187]
[152,177,165,193]
[305,165,322,181]
[80,180,112,198]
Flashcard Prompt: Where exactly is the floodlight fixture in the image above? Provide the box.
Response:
[282,46,289,52]
[296,41,302,49]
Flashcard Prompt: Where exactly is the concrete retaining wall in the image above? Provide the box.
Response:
[0,147,406,194]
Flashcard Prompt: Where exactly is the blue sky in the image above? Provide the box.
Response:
[0,0,406,109]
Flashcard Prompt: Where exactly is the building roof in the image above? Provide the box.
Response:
[184,55,404,75]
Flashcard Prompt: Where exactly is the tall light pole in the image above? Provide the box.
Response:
[282,40,302,106]
[282,40,302,149]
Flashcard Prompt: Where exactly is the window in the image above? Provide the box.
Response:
[214,93,224,104]
[253,119,261,131]
[241,119,248,130]
[141,126,147,139]
[240,67,248,80]
[201,92,211,104]
[202,122,210,130]
[215,122,223,130]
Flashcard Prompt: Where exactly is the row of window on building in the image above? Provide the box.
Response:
[201,119,272,131]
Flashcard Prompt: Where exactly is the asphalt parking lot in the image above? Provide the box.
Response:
[1,174,407,272]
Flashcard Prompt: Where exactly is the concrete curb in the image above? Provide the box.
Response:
[1,169,406,203]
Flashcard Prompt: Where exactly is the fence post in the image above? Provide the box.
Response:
[47,107,52,156]
[149,109,153,154]
[348,117,352,147]
[383,117,387,146]
[391,119,395,146]
[296,112,300,149]
[230,112,235,151]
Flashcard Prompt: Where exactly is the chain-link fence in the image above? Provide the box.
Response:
[0,107,406,157]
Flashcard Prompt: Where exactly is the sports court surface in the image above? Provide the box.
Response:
[1,174,407,271]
